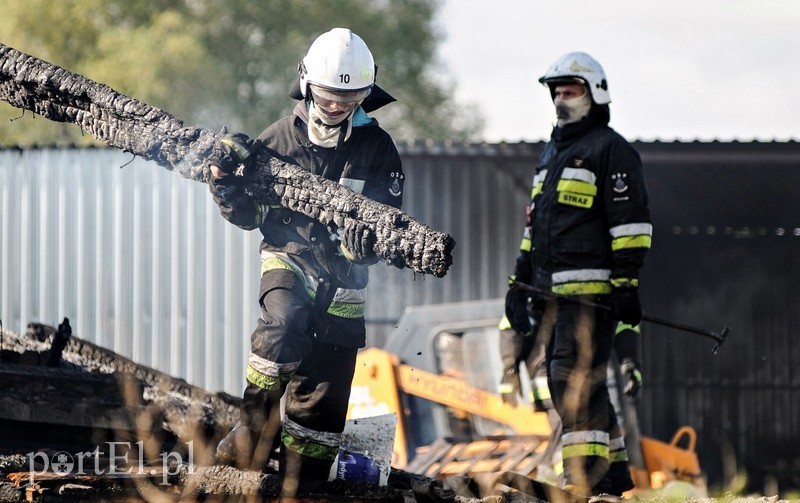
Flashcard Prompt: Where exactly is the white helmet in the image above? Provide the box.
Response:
[299,28,375,100]
[539,52,611,105]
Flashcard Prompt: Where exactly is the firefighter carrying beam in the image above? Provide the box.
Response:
[207,28,404,498]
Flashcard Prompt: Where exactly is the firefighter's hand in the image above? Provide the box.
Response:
[620,358,643,399]
[208,132,253,177]
[340,220,378,265]
[609,286,642,326]
[505,284,532,335]
[498,367,522,406]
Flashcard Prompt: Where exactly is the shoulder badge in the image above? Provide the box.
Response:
[389,171,403,197]
[612,172,629,194]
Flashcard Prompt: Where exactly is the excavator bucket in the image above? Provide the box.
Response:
[639,425,705,490]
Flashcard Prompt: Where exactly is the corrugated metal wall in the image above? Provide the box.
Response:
[633,141,800,491]
[0,144,537,397]
[2,142,799,491]
[0,148,261,395]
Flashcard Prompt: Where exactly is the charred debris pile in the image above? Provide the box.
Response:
[0,320,560,502]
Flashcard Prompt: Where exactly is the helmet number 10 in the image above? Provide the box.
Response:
[339,74,351,84]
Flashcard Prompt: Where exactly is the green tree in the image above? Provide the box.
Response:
[0,0,483,146]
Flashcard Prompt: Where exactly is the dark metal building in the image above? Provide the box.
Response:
[384,139,800,494]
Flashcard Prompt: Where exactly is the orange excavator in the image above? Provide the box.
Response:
[346,299,706,497]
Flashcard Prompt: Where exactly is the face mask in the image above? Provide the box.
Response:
[311,99,355,126]
[307,103,354,148]
[554,92,592,126]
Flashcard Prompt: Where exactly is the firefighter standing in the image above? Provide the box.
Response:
[499,318,645,487]
[505,51,652,497]
[207,28,404,496]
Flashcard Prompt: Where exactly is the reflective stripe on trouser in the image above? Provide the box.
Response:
[531,374,553,410]
[247,252,367,389]
[261,251,367,319]
[246,272,313,390]
[548,297,619,491]
[604,424,635,494]
[281,417,341,461]
[281,341,360,461]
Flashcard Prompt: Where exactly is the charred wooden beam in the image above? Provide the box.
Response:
[0,327,239,449]
[0,44,454,277]
[45,318,71,367]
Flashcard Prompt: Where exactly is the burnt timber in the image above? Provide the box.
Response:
[0,43,454,277]
[0,322,564,502]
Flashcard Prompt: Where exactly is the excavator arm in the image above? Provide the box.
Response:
[347,300,705,495]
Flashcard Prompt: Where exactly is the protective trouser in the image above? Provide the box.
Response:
[216,267,360,496]
[546,296,634,496]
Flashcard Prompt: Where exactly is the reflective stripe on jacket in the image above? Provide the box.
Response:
[529,116,652,295]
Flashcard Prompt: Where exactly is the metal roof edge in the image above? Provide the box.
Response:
[2,139,798,156]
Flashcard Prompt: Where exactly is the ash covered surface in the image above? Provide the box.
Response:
[0,322,546,502]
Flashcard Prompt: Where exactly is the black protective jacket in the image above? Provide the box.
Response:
[211,101,404,293]
[515,106,652,295]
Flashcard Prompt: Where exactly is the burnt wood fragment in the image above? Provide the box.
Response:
[45,317,71,367]
[0,44,454,277]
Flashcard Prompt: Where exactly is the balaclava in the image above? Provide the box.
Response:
[307,101,355,148]
[554,86,592,127]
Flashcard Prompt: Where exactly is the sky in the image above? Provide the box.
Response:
[436,0,800,143]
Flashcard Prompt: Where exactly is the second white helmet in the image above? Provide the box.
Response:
[539,52,610,105]
[299,28,375,100]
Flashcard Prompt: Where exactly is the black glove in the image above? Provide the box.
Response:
[208,132,253,175]
[619,358,643,399]
[505,284,532,335]
[609,286,642,326]
[339,220,378,264]
[499,366,522,406]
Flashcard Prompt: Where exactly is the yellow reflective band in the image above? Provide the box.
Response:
[552,282,612,295]
[612,235,652,251]
[562,443,610,459]
[281,430,339,461]
[615,323,640,334]
[520,236,532,252]
[261,255,316,298]
[498,315,512,330]
[261,255,297,276]
[498,383,516,394]
[532,183,544,198]
[610,222,652,238]
[557,191,593,208]
[610,278,639,288]
[246,364,291,391]
[609,449,629,463]
[533,386,551,401]
[557,179,598,196]
[326,299,365,319]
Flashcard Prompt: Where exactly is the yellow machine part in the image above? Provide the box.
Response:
[347,347,704,494]
[639,425,704,489]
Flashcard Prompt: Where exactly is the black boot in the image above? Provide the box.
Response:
[279,444,335,498]
[215,383,283,471]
